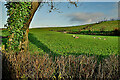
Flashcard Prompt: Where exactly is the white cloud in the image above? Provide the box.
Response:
[66,12,105,23]
[87,19,92,23]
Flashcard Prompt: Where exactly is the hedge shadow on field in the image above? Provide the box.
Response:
[28,33,112,62]
[28,33,61,60]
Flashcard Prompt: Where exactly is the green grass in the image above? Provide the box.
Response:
[28,28,119,56]
[1,20,119,57]
[86,20,119,31]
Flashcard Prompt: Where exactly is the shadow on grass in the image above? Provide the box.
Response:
[29,33,113,60]
[28,33,61,60]
[28,33,86,57]
[28,33,111,62]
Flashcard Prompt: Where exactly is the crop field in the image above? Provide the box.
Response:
[28,28,119,56]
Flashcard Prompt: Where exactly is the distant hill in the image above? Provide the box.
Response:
[47,20,119,31]
[29,20,119,32]
[32,20,119,36]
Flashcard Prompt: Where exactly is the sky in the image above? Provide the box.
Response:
[0,1,118,28]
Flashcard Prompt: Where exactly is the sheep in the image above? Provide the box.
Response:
[75,36,79,39]
[98,37,101,39]
[73,35,76,37]
[64,31,67,33]
[104,38,106,40]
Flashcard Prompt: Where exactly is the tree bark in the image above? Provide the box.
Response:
[23,2,41,52]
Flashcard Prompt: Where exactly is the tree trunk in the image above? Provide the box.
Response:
[23,2,41,52]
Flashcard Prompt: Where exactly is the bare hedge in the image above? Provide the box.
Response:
[2,51,119,79]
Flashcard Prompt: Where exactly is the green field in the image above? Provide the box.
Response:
[1,20,119,56]
[28,28,119,56]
